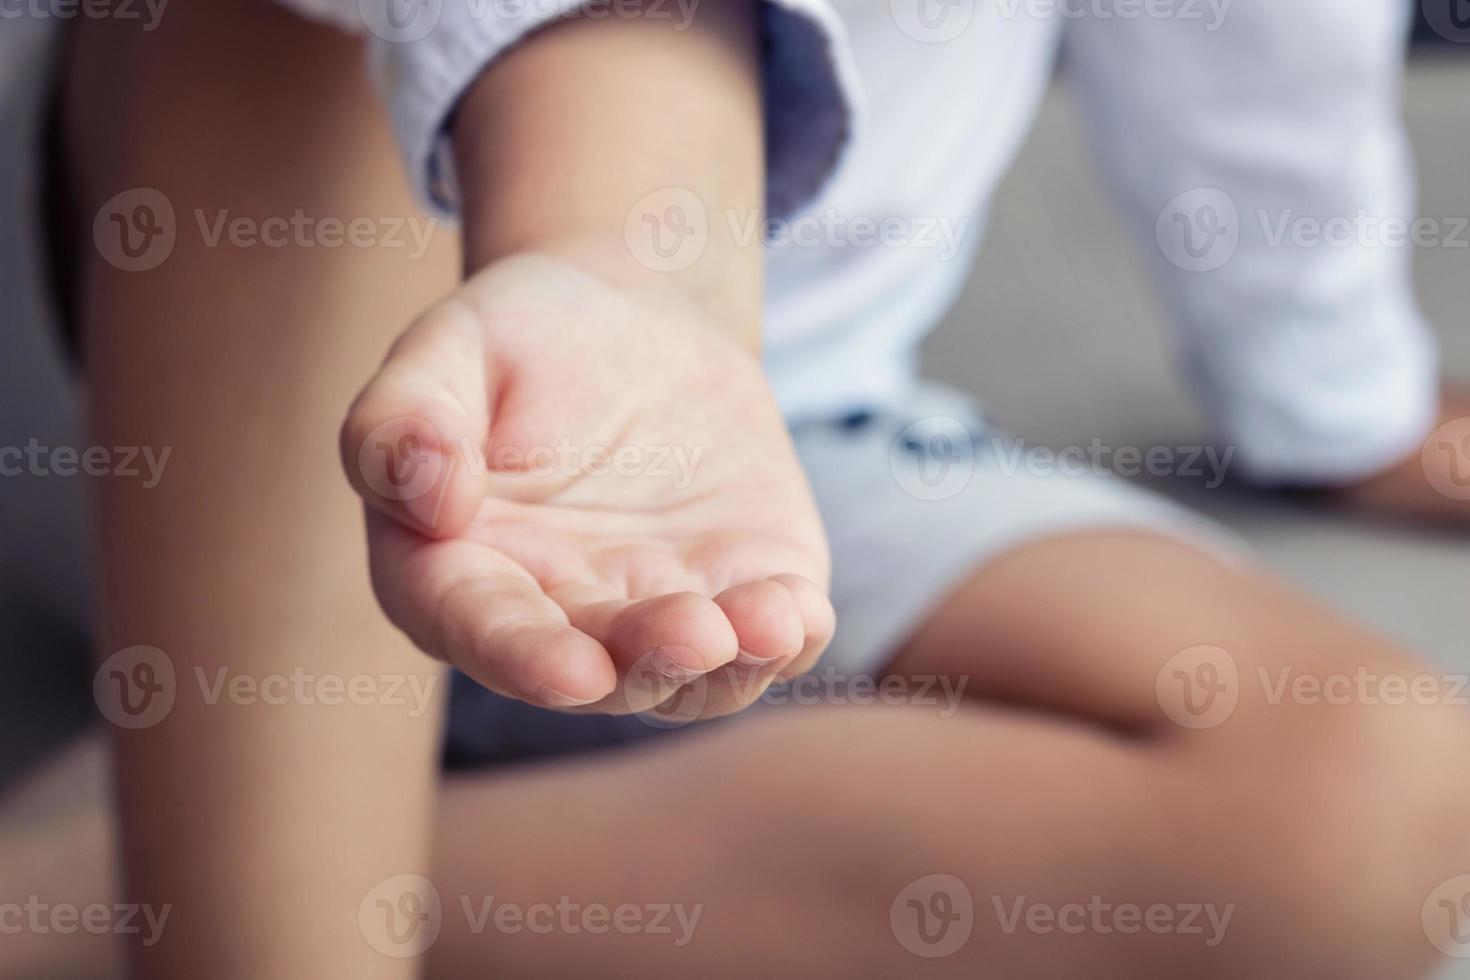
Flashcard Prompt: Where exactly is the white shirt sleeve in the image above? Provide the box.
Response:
[271,0,861,223]
[1063,0,1438,485]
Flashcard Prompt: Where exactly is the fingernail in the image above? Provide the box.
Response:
[401,454,455,533]
[735,648,779,668]
[537,684,598,708]
[649,646,706,682]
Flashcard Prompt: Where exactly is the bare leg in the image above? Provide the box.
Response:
[422,533,1470,979]
[0,740,117,980]
[50,4,456,975]
[1334,386,1470,526]
[13,533,1470,979]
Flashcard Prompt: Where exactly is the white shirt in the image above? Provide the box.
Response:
[281,0,1439,484]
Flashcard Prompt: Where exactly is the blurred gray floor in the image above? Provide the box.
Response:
[1,40,1468,975]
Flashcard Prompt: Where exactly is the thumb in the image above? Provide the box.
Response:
[340,301,492,538]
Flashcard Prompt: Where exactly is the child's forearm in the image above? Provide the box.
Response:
[451,0,765,350]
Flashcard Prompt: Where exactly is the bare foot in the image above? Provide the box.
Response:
[1331,386,1470,527]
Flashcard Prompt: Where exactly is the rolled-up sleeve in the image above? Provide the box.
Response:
[275,0,860,222]
[1064,0,1438,485]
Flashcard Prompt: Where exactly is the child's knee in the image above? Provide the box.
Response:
[1221,685,1470,978]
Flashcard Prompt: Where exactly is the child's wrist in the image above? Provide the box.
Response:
[451,67,762,352]
[461,225,763,354]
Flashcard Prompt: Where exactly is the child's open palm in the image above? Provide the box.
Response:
[341,256,834,721]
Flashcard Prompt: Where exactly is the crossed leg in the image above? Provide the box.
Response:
[9,531,1470,979]
[421,531,1470,979]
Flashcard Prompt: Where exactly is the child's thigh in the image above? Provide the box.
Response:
[881,528,1454,747]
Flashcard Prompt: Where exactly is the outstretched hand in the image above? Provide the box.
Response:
[341,255,835,723]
